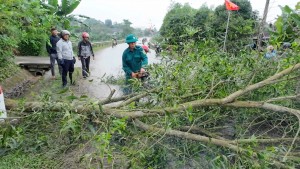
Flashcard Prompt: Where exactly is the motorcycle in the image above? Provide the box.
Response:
[155,44,162,56]
[112,41,117,48]
[112,39,117,48]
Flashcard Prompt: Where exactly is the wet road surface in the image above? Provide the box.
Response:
[15,41,160,100]
[75,42,160,99]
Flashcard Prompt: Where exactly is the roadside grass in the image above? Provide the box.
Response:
[0,63,20,82]
[0,152,58,169]
[23,68,84,102]
[0,67,92,169]
[0,42,127,169]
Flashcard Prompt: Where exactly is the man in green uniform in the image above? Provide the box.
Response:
[122,34,148,94]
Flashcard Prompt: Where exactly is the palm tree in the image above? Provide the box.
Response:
[41,0,82,28]
[42,0,81,16]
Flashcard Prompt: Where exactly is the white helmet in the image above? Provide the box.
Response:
[61,30,70,36]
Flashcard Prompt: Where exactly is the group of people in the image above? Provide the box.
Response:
[46,28,94,87]
[264,42,291,59]
[46,27,148,91]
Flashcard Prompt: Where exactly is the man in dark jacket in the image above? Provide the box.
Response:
[78,32,94,78]
[46,28,62,79]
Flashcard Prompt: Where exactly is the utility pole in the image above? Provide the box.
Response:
[257,0,270,50]
[223,11,231,52]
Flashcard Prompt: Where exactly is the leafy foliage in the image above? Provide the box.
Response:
[70,17,154,42]
[160,3,197,45]
[270,2,300,51]
[1,1,300,169]
[160,0,257,53]
[0,0,60,58]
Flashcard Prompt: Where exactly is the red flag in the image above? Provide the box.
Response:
[225,0,239,11]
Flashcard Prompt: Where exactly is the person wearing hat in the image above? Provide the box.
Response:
[122,34,148,94]
[56,30,75,87]
[46,27,62,79]
[78,32,94,78]
[264,45,277,59]
[142,44,150,54]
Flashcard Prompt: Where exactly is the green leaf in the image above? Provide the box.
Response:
[66,94,78,101]
[291,13,300,27]
[80,95,88,99]
[61,0,68,15]
[257,153,265,160]
[58,87,69,94]
[275,16,283,33]
[49,0,58,7]
[296,2,300,10]
[266,146,276,152]
[40,2,56,13]
[63,19,70,29]
[281,5,293,14]
[62,0,81,16]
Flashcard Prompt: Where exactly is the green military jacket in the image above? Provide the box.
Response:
[122,45,148,79]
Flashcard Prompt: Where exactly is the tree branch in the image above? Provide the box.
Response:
[266,94,300,103]
[133,120,290,168]
[204,80,224,99]
[133,119,243,153]
[102,92,138,105]
[177,126,226,140]
[99,89,116,105]
[111,88,158,108]
[229,137,300,144]
[222,63,300,103]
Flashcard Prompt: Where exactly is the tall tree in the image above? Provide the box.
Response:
[121,19,134,37]
[193,5,214,40]
[160,3,197,45]
[105,19,113,27]
[211,0,256,52]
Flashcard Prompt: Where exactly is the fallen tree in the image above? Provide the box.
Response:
[4,62,300,168]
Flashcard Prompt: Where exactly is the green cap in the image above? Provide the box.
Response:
[125,34,138,43]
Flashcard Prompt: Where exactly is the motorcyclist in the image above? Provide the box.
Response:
[155,43,161,55]
[142,38,147,45]
[142,45,150,54]
[112,38,117,48]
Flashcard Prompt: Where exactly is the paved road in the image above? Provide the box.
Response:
[76,41,160,99]
[89,42,159,76]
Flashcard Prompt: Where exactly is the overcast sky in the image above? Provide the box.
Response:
[73,0,299,29]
